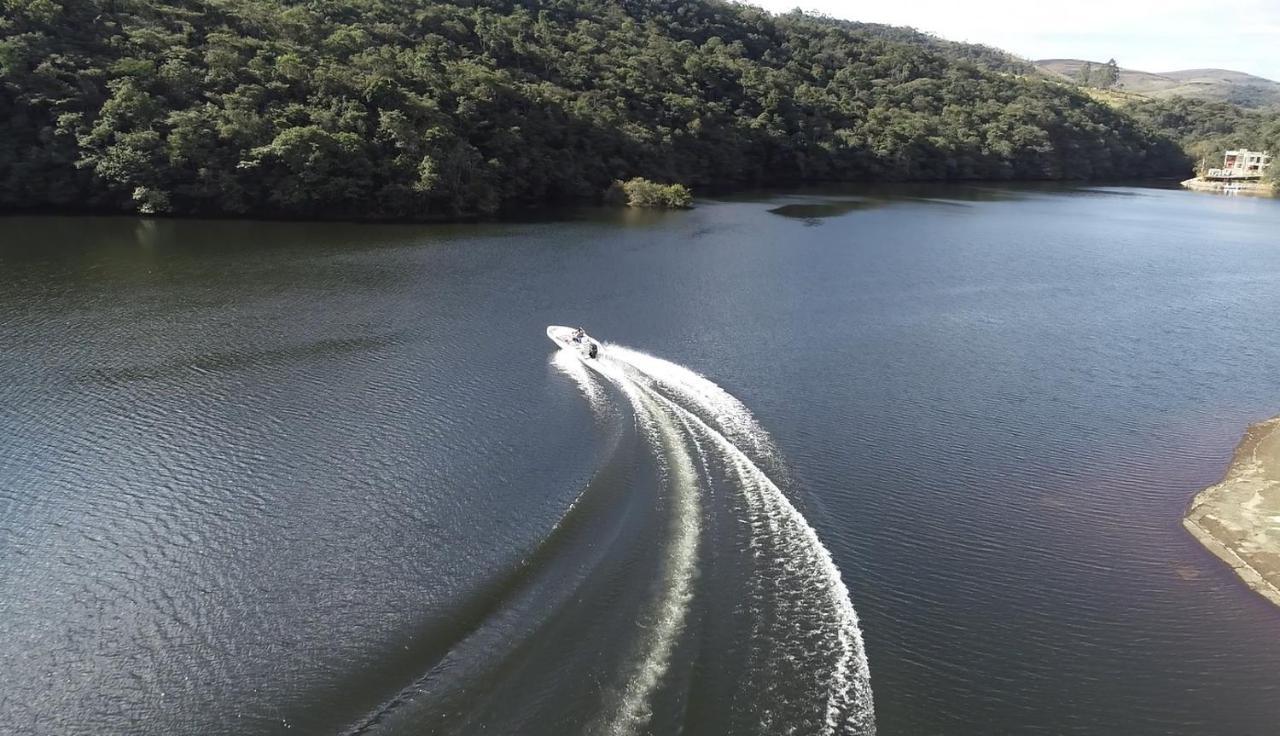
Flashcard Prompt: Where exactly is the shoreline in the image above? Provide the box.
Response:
[1184,416,1280,607]
[1180,177,1277,197]
[0,179,1187,227]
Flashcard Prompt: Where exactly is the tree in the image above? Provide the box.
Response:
[1100,58,1121,89]
[1077,61,1095,86]
[609,178,693,208]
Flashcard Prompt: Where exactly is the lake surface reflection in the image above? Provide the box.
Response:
[3,183,1280,735]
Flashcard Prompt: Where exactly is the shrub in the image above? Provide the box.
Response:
[608,178,693,209]
[132,186,171,214]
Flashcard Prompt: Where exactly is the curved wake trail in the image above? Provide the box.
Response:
[556,344,876,735]
[581,356,704,735]
[337,341,873,736]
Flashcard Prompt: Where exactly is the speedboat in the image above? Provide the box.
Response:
[547,325,601,359]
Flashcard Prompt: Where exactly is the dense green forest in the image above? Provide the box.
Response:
[1123,97,1280,181]
[1,0,1190,219]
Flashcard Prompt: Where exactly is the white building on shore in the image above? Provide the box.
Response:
[1205,149,1272,180]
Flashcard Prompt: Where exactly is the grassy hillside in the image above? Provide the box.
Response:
[0,0,1188,220]
[1038,59,1280,109]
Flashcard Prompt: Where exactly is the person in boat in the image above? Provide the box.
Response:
[570,327,597,358]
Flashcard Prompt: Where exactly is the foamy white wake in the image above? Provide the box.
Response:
[551,342,874,735]
[551,349,609,414]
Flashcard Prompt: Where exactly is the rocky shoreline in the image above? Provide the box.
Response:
[1184,416,1280,606]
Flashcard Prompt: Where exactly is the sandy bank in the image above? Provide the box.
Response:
[1184,416,1280,607]
[1180,178,1276,197]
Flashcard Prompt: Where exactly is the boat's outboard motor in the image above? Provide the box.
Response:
[588,343,598,359]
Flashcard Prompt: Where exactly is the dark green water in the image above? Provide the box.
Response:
[3,184,1279,735]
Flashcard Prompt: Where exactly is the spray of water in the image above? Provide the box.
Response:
[551,342,875,735]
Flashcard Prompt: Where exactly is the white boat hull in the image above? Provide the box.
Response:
[546,325,601,359]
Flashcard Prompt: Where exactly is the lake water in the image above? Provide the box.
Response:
[3,184,1280,735]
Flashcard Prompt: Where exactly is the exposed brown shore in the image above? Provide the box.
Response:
[1184,416,1280,607]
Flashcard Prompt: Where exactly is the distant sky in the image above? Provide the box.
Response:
[745,0,1280,80]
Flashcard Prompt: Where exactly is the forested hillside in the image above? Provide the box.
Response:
[1,0,1189,219]
[1123,97,1280,180]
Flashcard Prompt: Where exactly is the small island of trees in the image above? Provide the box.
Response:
[607,178,693,209]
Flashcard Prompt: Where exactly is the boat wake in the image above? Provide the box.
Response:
[564,343,875,735]
[343,341,874,735]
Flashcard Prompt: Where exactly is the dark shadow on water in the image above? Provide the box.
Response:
[768,199,883,220]
[747,183,1032,224]
[750,181,1190,224]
